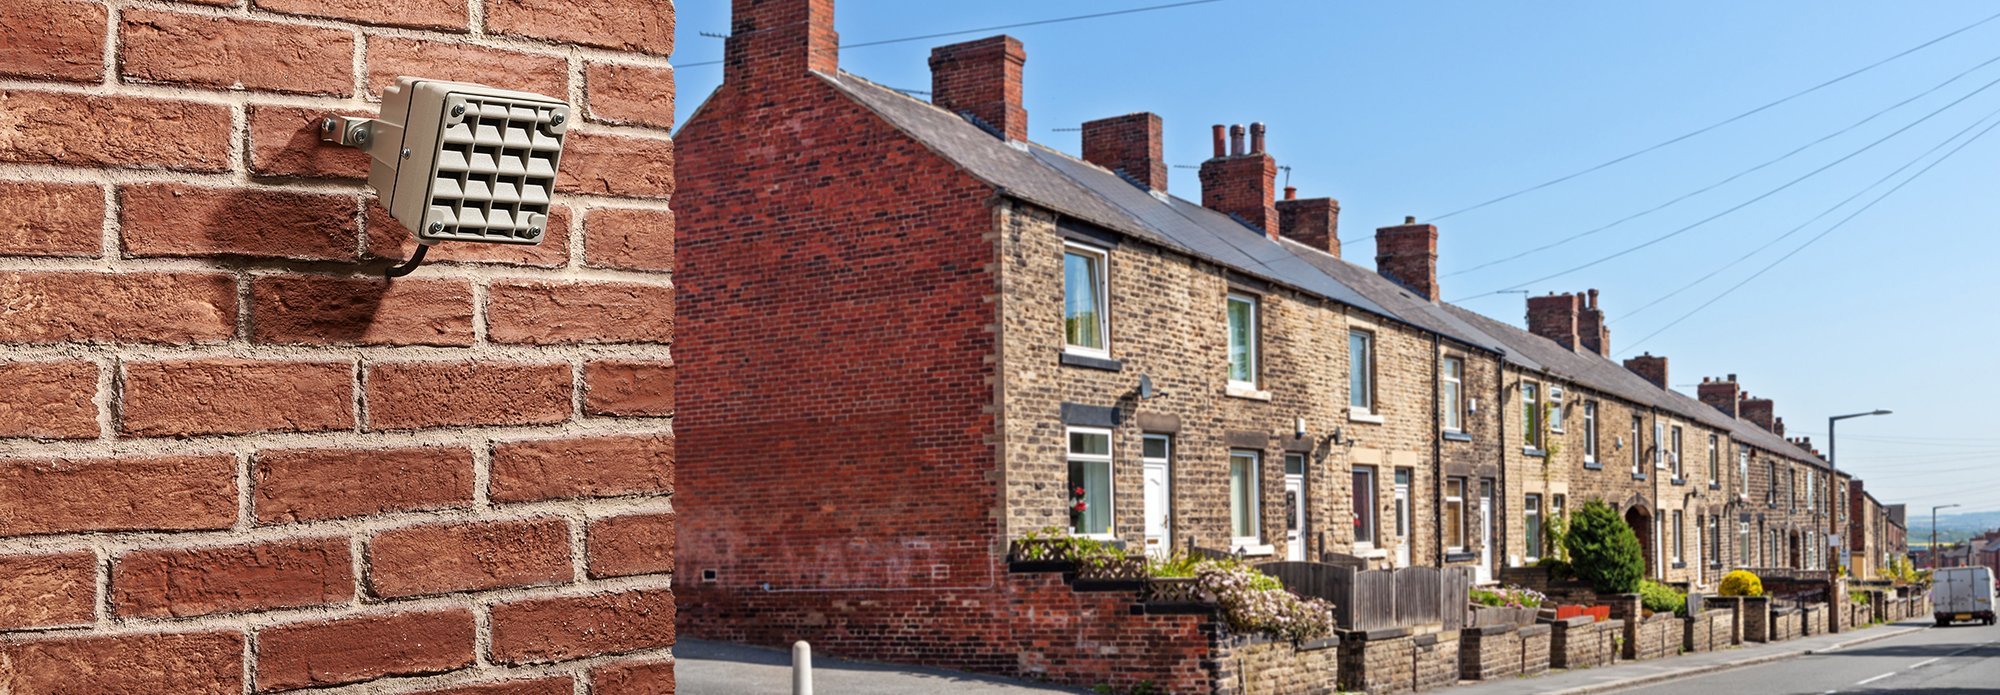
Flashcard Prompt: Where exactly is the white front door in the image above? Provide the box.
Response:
[1284,460,1306,561]
[1393,469,1412,568]
[1477,479,1494,583]
[1141,435,1172,558]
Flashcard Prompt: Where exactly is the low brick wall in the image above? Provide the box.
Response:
[1413,631,1460,692]
[1742,597,1773,642]
[1519,624,1552,677]
[1771,609,1802,641]
[1550,617,1620,670]
[1706,596,1746,645]
[1631,612,1680,660]
[1682,609,1734,653]
[1459,625,1521,681]
[1339,628,1416,694]
[1802,604,1825,636]
[1214,634,1340,695]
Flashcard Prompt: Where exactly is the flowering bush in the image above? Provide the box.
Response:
[1718,569,1763,597]
[1192,559,1336,641]
[1471,584,1547,609]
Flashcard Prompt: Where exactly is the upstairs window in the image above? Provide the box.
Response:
[1709,434,1721,482]
[1654,421,1666,470]
[1739,450,1751,497]
[1441,357,1464,432]
[1522,382,1542,450]
[1583,402,1599,463]
[1670,426,1684,479]
[1548,387,1566,432]
[1062,244,1109,356]
[1349,330,1375,413]
[1067,428,1113,537]
[1631,416,1645,474]
[1227,294,1258,387]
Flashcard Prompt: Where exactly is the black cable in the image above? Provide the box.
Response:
[1452,71,2000,302]
[1444,53,2000,280]
[384,244,429,278]
[1421,8,2000,222]
[1616,111,2000,355]
[677,0,1226,68]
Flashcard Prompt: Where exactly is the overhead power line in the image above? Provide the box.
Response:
[1452,71,2000,302]
[1443,52,2000,281]
[1421,8,2000,222]
[1617,105,2000,354]
[678,0,1226,68]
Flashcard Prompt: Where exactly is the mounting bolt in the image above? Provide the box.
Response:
[400,148,412,159]
[427,220,444,233]
[450,104,466,117]
[351,127,370,145]
[550,112,566,126]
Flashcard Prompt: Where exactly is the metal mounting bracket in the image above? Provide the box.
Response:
[319,116,405,163]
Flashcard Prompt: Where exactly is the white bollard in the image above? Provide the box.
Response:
[792,640,814,695]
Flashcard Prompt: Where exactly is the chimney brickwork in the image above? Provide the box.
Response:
[1375,216,1439,302]
[1081,112,1167,191]
[1699,375,1742,418]
[1578,289,1609,357]
[930,35,1028,141]
[1276,196,1341,257]
[1625,353,1669,389]
[1527,293,1582,350]
[1198,122,1278,238]
[728,0,838,84]
[1741,394,1776,432]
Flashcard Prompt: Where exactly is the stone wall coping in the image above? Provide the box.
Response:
[1338,626,1414,641]
[1466,624,1517,636]
[1298,636,1340,652]
[1518,624,1553,637]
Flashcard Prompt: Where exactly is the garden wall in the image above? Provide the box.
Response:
[1682,609,1733,653]
[1550,617,1620,670]
[1459,625,1522,681]
[1519,624,1552,676]
[1631,613,1680,660]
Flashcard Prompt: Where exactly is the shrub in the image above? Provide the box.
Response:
[1471,584,1548,609]
[1536,556,1576,581]
[1718,570,1763,597]
[1145,552,1202,579]
[1014,527,1126,570]
[1849,589,1872,605]
[1639,580,1686,616]
[1563,500,1645,595]
[1193,560,1335,641]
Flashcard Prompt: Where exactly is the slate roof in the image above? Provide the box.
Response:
[819,70,1827,470]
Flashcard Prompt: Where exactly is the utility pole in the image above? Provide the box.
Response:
[1932,503,1960,569]
[1827,409,1892,469]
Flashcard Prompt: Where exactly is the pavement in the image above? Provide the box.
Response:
[1614,619,2000,695]
[676,638,1089,694]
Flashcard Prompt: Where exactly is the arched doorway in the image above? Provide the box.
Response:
[1625,506,1654,578]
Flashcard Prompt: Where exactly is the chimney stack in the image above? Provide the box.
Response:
[1375,216,1440,302]
[1576,288,1609,356]
[726,0,838,84]
[1526,292,1582,350]
[929,35,1027,141]
[1277,194,1341,257]
[1081,112,1167,192]
[1773,416,1786,437]
[1698,374,1741,418]
[1624,352,1669,389]
[1199,122,1279,238]
[1740,393,1775,432]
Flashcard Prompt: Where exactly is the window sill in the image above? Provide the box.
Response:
[1353,547,1388,559]
[1671,478,1687,487]
[1225,383,1272,401]
[1522,447,1547,458]
[1584,460,1603,471]
[1444,551,1477,563]
[1348,409,1385,425]
[1059,352,1123,372]
[1231,543,1276,557]
[1709,562,1724,570]
[1709,483,1722,491]
[1632,473,1649,481]
[1442,431,1473,442]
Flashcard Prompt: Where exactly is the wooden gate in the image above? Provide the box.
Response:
[1257,561,1472,631]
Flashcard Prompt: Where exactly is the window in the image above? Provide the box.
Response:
[1739,521,1750,565]
[1525,494,1544,563]
[1227,294,1258,387]
[1522,382,1542,449]
[1710,515,1723,564]
[1583,402,1599,463]
[1767,461,1778,505]
[1549,387,1566,432]
[1672,509,1684,565]
[1349,330,1374,412]
[1353,467,1378,548]
[1444,477,1466,552]
[1739,450,1750,497]
[1631,416,1644,474]
[1440,357,1463,432]
[1790,469,1798,511]
[1670,426,1684,479]
[1229,450,1261,546]
[1394,468,1412,545]
[1062,244,1109,356]
[1807,472,1816,509]
[1708,434,1721,483]
[1067,428,1113,537]
[1654,421,1666,470]
[1551,494,1567,521]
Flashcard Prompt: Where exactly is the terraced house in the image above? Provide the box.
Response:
[675,0,1910,685]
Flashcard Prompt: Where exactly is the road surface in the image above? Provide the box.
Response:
[1615,620,2000,695]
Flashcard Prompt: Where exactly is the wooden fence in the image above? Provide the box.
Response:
[1258,561,1472,631]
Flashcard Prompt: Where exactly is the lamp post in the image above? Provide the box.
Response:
[1827,409,1892,469]
[1932,503,1960,570]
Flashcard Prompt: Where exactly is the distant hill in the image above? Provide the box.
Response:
[1911,509,2000,546]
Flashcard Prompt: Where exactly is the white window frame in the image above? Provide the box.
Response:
[1739,449,1751,499]
[1229,449,1263,550]
[1522,381,1542,451]
[1227,293,1259,390]
[1353,466,1378,549]
[1065,426,1115,539]
[1670,425,1684,479]
[1632,416,1645,474]
[1708,434,1720,483]
[1583,402,1598,464]
[1654,421,1666,470]
[1444,477,1466,553]
[1548,386,1565,433]
[1524,493,1544,563]
[1060,242,1111,359]
[1440,356,1464,433]
[1348,329,1376,416]
[1672,509,1684,565]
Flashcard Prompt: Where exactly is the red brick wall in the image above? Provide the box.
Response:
[0,0,676,692]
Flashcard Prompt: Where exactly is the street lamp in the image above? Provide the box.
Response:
[1827,409,1892,469]
[1932,503,1961,570]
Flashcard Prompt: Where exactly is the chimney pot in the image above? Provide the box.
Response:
[1405,215,1416,224]
[929,35,1028,141]
[1284,186,1297,200]
[1211,125,1226,157]
[1250,122,1266,154]
[1229,124,1246,156]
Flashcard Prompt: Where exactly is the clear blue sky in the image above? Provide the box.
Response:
[672,1,2000,516]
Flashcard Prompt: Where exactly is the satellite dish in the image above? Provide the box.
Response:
[1139,374,1165,401]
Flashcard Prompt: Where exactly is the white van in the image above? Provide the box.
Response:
[1930,566,1996,626]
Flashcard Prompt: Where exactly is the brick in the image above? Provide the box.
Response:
[0,271,235,344]
[0,631,244,694]
[364,361,571,430]
[0,551,97,630]
[491,434,673,503]
[366,36,568,100]
[487,281,674,345]
[585,63,675,129]
[0,361,98,439]
[254,446,474,524]
[0,91,232,171]
[365,518,571,598]
[365,202,570,268]
[256,608,477,691]
[409,677,575,695]
[0,0,105,82]
[583,360,674,417]
[485,0,673,55]
[556,131,675,198]
[0,181,102,257]
[122,184,361,261]
[488,587,676,665]
[256,0,468,31]
[113,537,353,618]
[252,274,475,347]
[0,455,237,537]
[120,10,354,95]
[583,208,674,272]
[247,104,374,180]
[591,657,676,695]
[586,512,675,579]
[122,359,354,437]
